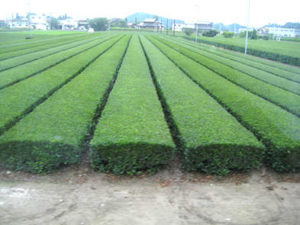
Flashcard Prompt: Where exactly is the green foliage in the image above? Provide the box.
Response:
[110,19,128,28]
[0,36,129,173]
[90,144,173,175]
[149,35,300,172]
[90,36,174,174]
[174,39,300,95]
[184,34,300,66]
[183,28,194,36]
[222,31,234,38]
[0,32,90,61]
[89,18,108,31]
[175,37,300,80]
[0,34,107,82]
[202,29,218,37]
[156,38,300,115]
[48,17,60,30]
[142,36,264,175]
[0,35,121,134]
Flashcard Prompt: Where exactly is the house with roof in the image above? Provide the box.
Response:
[58,18,78,30]
[28,14,49,30]
[138,18,162,30]
[194,21,213,31]
[7,18,29,29]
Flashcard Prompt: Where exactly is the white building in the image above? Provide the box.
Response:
[59,19,78,30]
[29,14,49,30]
[195,22,213,31]
[266,27,297,38]
[173,22,213,32]
[7,18,29,28]
[238,27,254,33]
[173,23,194,32]
[138,18,162,30]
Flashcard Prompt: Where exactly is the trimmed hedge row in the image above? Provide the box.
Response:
[0,35,122,134]
[155,37,300,116]
[184,36,300,67]
[174,38,300,82]
[140,36,264,175]
[0,32,86,53]
[90,35,174,175]
[0,36,130,173]
[164,37,300,94]
[0,33,108,71]
[0,34,115,89]
[0,33,96,61]
[181,36,300,76]
[148,36,300,172]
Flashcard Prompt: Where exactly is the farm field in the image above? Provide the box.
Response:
[0,31,299,175]
[184,35,300,66]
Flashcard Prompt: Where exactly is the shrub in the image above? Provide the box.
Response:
[223,31,234,38]
[90,36,175,175]
[143,36,264,175]
[0,35,111,88]
[157,38,300,116]
[0,36,130,173]
[183,28,194,36]
[149,35,300,172]
[0,35,122,135]
[202,29,218,37]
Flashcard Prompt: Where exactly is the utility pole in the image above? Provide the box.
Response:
[245,0,251,54]
[195,23,198,42]
[167,19,169,35]
[173,19,175,36]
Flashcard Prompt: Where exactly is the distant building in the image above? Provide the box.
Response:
[7,18,29,29]
[194,22,213,31]
[266,27,298,38]
[29,14,49,30]
[127,22,138,28]
[138,18,162,30]
[59,18,78,30]
[238,27,254,33]
[173,22,213,32]
[88,28,95,33]
[173,23,193,32]
[78,20,89,31]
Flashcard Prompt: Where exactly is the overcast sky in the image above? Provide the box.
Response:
[1,0,299,27]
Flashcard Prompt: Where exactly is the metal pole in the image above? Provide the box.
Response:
[245,0,250,54]
[161,17,162,33]
[173,19,175,36]
[195,24,198,42]
[167,19,168,35]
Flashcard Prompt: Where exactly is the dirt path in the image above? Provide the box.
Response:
[0,164,299,225]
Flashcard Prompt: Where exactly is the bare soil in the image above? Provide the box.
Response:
[1,161,300,225]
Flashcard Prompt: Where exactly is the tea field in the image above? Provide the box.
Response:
[0,31,299,175]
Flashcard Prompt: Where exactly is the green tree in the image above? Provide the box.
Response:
[48,17,59,30]
[89,18,108,31]
[183,28,194,36]
[239,29,257,39]
[203,29,219,37]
